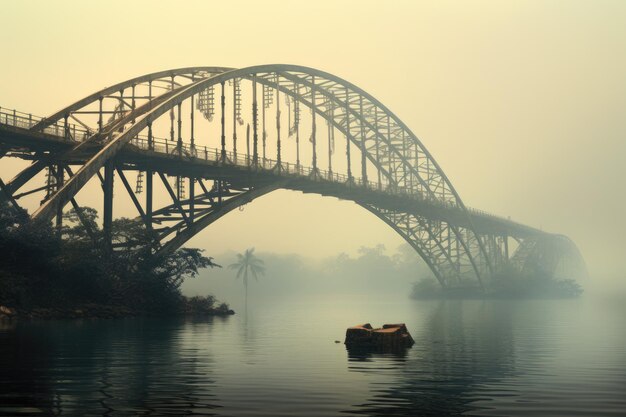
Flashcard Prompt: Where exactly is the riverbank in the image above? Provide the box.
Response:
[0,298,235,320]
[410,275,584,300]
[0,202,228,321]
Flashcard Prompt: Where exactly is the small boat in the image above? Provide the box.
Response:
[344,323,414,350]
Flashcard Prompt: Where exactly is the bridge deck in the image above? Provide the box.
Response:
[0,119,543,239]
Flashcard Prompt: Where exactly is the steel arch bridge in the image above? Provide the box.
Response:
[0,65,587,289]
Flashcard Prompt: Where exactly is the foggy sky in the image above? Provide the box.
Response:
[1,0,624,283]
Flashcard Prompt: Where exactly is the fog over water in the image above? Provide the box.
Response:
[2,289,625,416]
[1,2,625,415]
[181,245,430,308]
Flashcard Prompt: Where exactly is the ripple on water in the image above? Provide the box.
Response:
[0,297,625,416]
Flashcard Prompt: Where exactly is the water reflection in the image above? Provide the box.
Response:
[0,318,223,416]
[1,297,624,416]
[346,347,410,362]
[344,301,518,416]
[239,307,260,363]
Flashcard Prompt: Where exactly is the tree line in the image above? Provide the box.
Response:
[0,201,227,315]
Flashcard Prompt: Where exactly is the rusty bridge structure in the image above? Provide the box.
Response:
[0,65,586,289]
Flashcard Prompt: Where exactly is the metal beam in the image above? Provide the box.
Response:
[116,168,148,225]
[103,160,114,248]
[157,172,190,225]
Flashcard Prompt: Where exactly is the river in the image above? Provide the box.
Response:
[1,294,625,416]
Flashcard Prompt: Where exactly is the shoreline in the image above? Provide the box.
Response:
[410,293,583,301]
[0,303,235,320]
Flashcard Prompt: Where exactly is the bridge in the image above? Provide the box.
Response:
[0,65,586,289]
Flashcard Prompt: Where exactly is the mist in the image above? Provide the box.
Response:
[1,1,625,415]
[2,0,625,286]
[182,244,431,309]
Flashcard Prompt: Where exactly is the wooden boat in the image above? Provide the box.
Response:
[344,323,414,350]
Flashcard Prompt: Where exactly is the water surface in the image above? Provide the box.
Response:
[1,294,625,416]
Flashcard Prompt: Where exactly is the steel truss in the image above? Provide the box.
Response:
[0,65,588,289]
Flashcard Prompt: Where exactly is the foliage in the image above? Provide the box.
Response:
[186,295,217,310]
[409,263,584,300]
[490,265,583,298]
[228,248,265,304]
[410,277,441,299]
[181,295,231,315]
[317,244,432,295]
[0,201,222,313]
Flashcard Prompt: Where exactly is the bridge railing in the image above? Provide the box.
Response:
[465,207,531,230]
[127,133,397,191]
[0,106,431,199]
[1,105,522,227]
[132,136,441,199]
[125,137,533,230]
[0,106,90,141]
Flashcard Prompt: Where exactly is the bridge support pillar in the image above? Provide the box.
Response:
[103,161,114,248]
[504,235,509,260]
[146,169,153,230]
[189,177,195,222]
[55,164,64,231]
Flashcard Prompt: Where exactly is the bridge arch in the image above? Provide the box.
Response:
[4,68,232,208]
[29,67,233,133]
[149,183,462,287]
[9,65,508,287]
[510,234,589,281]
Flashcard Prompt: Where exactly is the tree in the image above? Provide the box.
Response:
[0,201,221,312]
[410,276,441,299]
[228,248,265,307]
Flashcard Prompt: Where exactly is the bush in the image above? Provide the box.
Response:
[0,202,221,313]
[490,265,583,298]
[410,277,441,299]
[409,264,584,300]
[216,302,231,313]
[181,296,232,315]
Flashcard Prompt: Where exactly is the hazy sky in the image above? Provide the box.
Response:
[1,0,624,280]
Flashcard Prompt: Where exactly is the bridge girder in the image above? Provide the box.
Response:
[0,65,587,289]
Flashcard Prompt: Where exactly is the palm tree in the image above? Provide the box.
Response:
[228,248,265,307]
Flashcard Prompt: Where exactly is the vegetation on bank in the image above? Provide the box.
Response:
[0,202,230,318]
[183,243,435,298]
[410,265,583,300]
